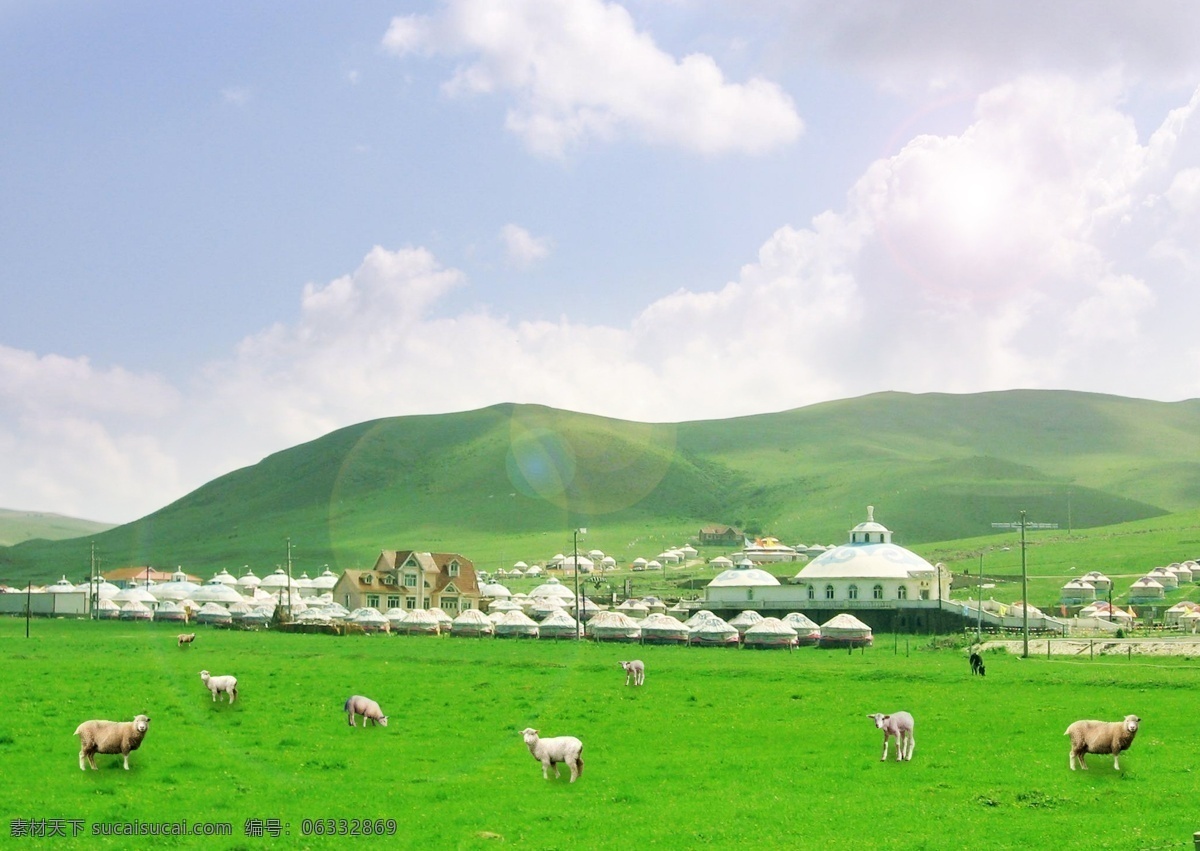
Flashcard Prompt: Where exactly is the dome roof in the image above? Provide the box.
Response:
[707,564,781,587]
[529,577,575,600]
[796,507,933,581]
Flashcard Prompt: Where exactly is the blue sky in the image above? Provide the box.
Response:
[2,1,1199,523]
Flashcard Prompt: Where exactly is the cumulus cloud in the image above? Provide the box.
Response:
[383,0,803,156]
[499,224,552,268]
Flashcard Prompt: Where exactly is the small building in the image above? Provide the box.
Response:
[1060,579,1097,605]
[333,551,481,615]
[1129,576,1165,602]
[698,525,743,547]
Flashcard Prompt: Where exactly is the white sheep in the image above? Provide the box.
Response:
[74,714,150,771]
[520,727,584,783]
[177,633,196,647]
[344,695,388,727]
[619,660,645,686]
[1065,715,1140,770]
[868,711,915,762]
[200,670,238,704]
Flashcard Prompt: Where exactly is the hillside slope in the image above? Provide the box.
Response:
[3,390,1199,584]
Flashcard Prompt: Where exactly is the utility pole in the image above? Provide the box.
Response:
[990,512,1057,660]
[90,541,98,621]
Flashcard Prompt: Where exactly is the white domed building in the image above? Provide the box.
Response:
[792,507,948,606]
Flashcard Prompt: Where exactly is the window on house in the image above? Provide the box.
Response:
[422,598,432,609]
[448,562,459,577]
[848,584,859,600]
[367,594,379,608]
[898,585,908,600]
[825,585,835,600]
[404,573,416,588]
[873,585,884,600]
[387,595,400,609]
[406,597,416,609]
[362,574,373,585]
[807,585,815,600]
[442,597,459,612]
[920,590,930,600]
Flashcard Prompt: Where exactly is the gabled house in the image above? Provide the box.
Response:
[699,525,742,547]
[332,551,481,614]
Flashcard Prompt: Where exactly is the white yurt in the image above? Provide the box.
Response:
[1129,576,1165,601]
[638,612,690,645]
[538,609,581,640]
[428,607,454,631]
[818,613,872,648]
[112,586,158,607]
[575,597,605,619]
[153,600,188,622]
[525,565,544,577]
[210,569,238,586]
[1078,601,1134,624]
[489,598,523,614]
[744,617,800,649]
[657,551,681,565]
[451,608,495,637]
[509,568,525,578]
[195,602,233,625]
[399,608,442,635]
[585,611,641,642]
[95,598,121,619]
[601,556,617,572]
[531,598,565,620]
[728,610,765,636]
[260,568,303,598]
[242,607,271,626]
[45,576,78,593]
[529,576,575,603]
[782,612,821,645]
[77,579,122,600]
[294,608,332,624]
[588,549,605,561]
[616,599,650,620]
[119,600,153,621]
[480,582,512,599]
[1148,567,1180,590]
[487,609,508,624]
[645,560,663,571]
[191,582,245,606]
[1081,571,1112,591]
[235,569,262,593]
[351,607,389,632]
[149,576,201,601]
[679,545,698,559]
[560,555,594,574]
[494,610,540,639]
[631,557,648,571]
[384,608,409,629]
[708,556,734,571]
[1060,580,1097,605]
[228,600,254,620]
[323,602,351,620]
[1168,563,1194,583]
[1164,600,1200,626]
[687,612,738,646]
[308,568,340,593]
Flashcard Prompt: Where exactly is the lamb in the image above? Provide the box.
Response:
[969,652,985,676]
[344,695,389,727]
[1065,715,1140,770]
[177,633,196,647]
[520,727,584,783]
[200,670,238,704]
[74,714,150,771]
[868,711,916,762]
[619,659,645,686]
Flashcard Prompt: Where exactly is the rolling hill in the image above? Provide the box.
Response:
[4,389,1200,585]
[0,509,114,548]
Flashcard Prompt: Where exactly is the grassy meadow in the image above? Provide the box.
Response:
[3,619,1200,850]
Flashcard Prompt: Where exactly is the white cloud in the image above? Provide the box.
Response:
[383,0,803,156]
[499,224,552,268]
[221,86,252,106]
[780,0,1200,92]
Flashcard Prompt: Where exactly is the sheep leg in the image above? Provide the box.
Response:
[122,753,131,770]
[880,736,889,761]
[78,751,87,771]
[541,760,550,780]
[1112,750,1121,771]
[87,752,97,770]
[905,733,915,761]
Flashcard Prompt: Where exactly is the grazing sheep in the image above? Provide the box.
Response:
[177,633,196,647]
[199,670,238,704]
[969,652,985,676]
[520,727,584,783]
[344,695,388,727]
[619,659,645,686]
[74,715,150,771]
[1065,715,1140,770]
[868,711,916,762]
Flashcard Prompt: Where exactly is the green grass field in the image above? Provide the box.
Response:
[3,619,1199,850]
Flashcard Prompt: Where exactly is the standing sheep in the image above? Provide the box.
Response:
[520,728,584,783]
[344,695,389,727]
[867,712,916,762]
[1065,715,1140,770]
[619,660,645,686]
[200,670,238,704]
[177,633,196,648]
[74,715,150,771]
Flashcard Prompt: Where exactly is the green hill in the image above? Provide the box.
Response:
[0,509,114,547]
[4,390,1200,585]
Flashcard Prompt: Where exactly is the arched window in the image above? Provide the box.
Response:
[825,584,835,600]
[807,585,815,600]
[897,585,908,600]
[873,584,884,600]
[848,584,859,600]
